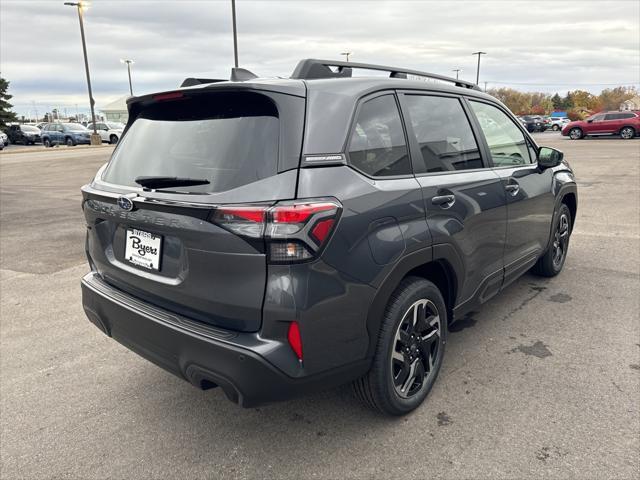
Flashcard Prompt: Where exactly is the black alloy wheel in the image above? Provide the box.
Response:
[552,211,570,270]
[390,299,442,398]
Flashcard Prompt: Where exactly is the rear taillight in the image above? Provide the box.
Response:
[211,205,269,238]
[210,199,341,263]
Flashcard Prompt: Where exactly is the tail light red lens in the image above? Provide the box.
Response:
[272,202,337,224]
[287,321,303,361]
[310,218,335,245]
[211,205,269,238]
[210,198,341,263]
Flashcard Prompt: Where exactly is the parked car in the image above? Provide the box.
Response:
[562,111,639,139]
[6,124,42,145]
[520,115,546,132]
[87,122,124,144]
[0,131,8,147]
[80,59,577,415]
[550,117,570,131]
[41,122,91,146]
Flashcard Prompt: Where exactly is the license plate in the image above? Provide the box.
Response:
[125,228,162,270]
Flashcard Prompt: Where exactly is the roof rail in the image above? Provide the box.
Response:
[291,59,480,90]
[180,78,226,88]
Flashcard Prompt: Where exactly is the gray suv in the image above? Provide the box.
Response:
[81,59,577,415]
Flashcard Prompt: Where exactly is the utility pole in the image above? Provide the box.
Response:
[120,59,134,96]
[472,51,487,86]
[341,52,352,62]
[452,68,461,80]
[483,81,488,92]
[64,1,101,144]
[32,101,38,123]
[231,0,239,68]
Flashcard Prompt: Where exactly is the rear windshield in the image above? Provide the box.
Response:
[102,92,279,193]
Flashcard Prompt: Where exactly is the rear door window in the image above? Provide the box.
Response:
[469,101,532,167]
[347,94,411,177]
[102,92,280,193]
[403,95,483,172]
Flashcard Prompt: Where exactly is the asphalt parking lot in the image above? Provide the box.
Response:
[1,134,639,479]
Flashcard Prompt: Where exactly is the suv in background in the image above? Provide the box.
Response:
[41,122,91,146]
[520,115,546,132]
[550,117,570,131]
[562,111,639,139]
[81,59,577,415]
[7,124,41,145]
[87,122,124,144]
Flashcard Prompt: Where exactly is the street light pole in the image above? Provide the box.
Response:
[120,59,134,96]
[231,0,239,68]
[340,52,352,62]
[452,68,461,80]
[64,1,100,144]
[472,51,487,86]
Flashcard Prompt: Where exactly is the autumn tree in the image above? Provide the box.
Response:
[599,86,637,111]
[569,90,601,111]
[487,87,532,114]
[0,77,17,130]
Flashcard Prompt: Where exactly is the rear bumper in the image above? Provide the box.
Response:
[81,272,367,407]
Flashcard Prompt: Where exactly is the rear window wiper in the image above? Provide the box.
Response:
[134,176,210,190]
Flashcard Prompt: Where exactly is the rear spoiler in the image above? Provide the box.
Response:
[180,68,259,88]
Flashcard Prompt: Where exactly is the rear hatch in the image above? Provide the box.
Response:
[82,86,305,332]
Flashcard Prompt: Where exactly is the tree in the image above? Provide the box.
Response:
[0,77,17,130]
[551,93,563,110]
[569,90,601,111]
[599,86,637,111]
[487,87,532,115]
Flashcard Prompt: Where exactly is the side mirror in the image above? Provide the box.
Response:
[586,119,593,123]
[538,147,563,168]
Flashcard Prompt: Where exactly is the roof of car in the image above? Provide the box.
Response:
[131,59,498,105]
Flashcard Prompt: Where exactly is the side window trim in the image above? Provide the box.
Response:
[398,91,491,176]
[464,97,538,168]
[344,90,415,179]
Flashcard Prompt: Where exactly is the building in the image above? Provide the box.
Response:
[620,96,640,111]
[100,96,129,123]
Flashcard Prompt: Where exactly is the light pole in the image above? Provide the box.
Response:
[472,51,487,86]
[64,1,101,145]
[120,59,134,96]
[452,68,461,80]
[340,52,352,62]
[231,0,239,68]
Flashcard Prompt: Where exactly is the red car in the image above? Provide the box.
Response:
[562,111,639,139]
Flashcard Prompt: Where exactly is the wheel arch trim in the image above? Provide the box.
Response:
[364,244,462,359]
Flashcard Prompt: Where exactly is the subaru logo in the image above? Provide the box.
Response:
[117,195,135,211]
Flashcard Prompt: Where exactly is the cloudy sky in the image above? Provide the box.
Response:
[1,0,639,118]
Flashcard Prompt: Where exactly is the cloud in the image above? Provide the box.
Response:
[1,0,638,117]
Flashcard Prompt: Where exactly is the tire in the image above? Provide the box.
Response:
[109,134,118,144]
[532,203,572,277]
[620,127,635,139]
[552,124,560,131]
[43,138,51,148]
[353,277,447,415]
[65,137,75,147]
[569,127,583,140]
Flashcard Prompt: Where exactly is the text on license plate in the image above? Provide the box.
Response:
[125,228,162,270]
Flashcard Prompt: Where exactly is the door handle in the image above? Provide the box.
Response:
[505,182,520,195]
[431,194,455,208]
